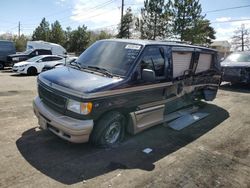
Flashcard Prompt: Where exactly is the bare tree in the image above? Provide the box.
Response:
[231,24,250,51]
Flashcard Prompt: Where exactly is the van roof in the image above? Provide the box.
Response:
[0,40,14,43]
[101,38,217,52]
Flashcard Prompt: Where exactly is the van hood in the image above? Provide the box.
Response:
[221,61,250,67]
[8,53,27,58]
[39,67,123,94]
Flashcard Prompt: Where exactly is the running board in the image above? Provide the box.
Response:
[168,112,209,130]
[164,106,199,122]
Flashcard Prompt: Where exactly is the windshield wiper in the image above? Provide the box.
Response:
[69,61,82,70]
[87,66,114,77]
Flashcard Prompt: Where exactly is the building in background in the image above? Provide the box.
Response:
[210,41,231,60]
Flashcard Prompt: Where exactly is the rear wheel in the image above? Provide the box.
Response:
[90,111,125,148]
[27,67,37,75]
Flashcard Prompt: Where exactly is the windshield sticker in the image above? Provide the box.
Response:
[125,44,141,50]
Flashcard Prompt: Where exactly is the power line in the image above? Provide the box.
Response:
[18,0,117,26]
[58,0,118,26]
[211,18,250,24]
[204,5,250,13]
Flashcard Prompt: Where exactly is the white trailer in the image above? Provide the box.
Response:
[26,41,66,55]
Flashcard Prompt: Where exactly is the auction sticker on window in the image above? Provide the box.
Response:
[125,44,141,50]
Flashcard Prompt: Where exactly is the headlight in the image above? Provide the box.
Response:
[12,57,19,61]
[67,99,93,115]
[19,64,28,68]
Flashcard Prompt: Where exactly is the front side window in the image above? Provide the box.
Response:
[140,46,165,77]
[77,41,142,77]
[27,56,42,62]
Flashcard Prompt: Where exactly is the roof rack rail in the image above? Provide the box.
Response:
[159,40,192,45]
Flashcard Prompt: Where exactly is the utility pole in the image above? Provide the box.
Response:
[241,24,245,51]
[18,21,20,38]
[120,0,124,37]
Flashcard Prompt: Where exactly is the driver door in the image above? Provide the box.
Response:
[130,45,170,133]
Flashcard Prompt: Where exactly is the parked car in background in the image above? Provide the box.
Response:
[0,40,16,69]
[7,49,52,66]
[221,51,250,84]
[26,41,66,55]
[33,39,221,147]
[41,56,78,72]
[12,55,65,75]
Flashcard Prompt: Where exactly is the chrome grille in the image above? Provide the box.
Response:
[38,83,67,113]
[223,67,241,76]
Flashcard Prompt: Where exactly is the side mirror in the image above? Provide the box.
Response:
[220,57,225,62]
[142,69,156,82]
[37,59,42,63]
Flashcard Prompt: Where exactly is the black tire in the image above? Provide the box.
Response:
[27,67,37,76]
[90,111,125,148]
[0,62,4,70]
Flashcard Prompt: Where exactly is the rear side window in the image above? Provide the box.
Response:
[195,53,212,73]
[50,57,62,61]
[38,50,51,55]
[172,51,192,78]
[141,47,165,77]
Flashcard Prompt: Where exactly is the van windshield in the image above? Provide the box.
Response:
[23,49,33,55]
[76,41,142,77]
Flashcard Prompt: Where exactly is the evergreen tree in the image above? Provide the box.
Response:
[64,26,72,52]
[89,30,113,46]
[97,30,112,40]
[50,20,65,46]
[136,0,170,40]
[172,0,215,44]
[117,7,134,38]
[32,18,50,41]
[68,25,90,54]
[185,19,216,45]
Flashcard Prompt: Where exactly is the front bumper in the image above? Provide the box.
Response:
[33,96,94,143]
[12,67,26,73]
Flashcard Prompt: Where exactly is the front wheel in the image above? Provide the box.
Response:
[90,111,125,148]
[27,67,37,75]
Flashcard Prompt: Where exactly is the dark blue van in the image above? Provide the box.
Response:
[0,40,16,69]
[33,39,221,147]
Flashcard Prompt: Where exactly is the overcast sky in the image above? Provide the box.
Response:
[0,0,250,41]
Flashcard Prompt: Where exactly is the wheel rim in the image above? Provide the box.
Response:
[104,121,121,144]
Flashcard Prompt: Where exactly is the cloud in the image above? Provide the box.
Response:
[55,0,67,7]
[215,17,231,22]
[213,17,250,41]
[215,27,235,41]
[134,0,144,3]
[70,0,121,29]
[230,17,250,27]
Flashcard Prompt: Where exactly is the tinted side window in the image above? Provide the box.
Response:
[51,57,63,61]
[41,57,52,62]
[141,47,165,77]
[39,50,51,55]
[30,50,37,56]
